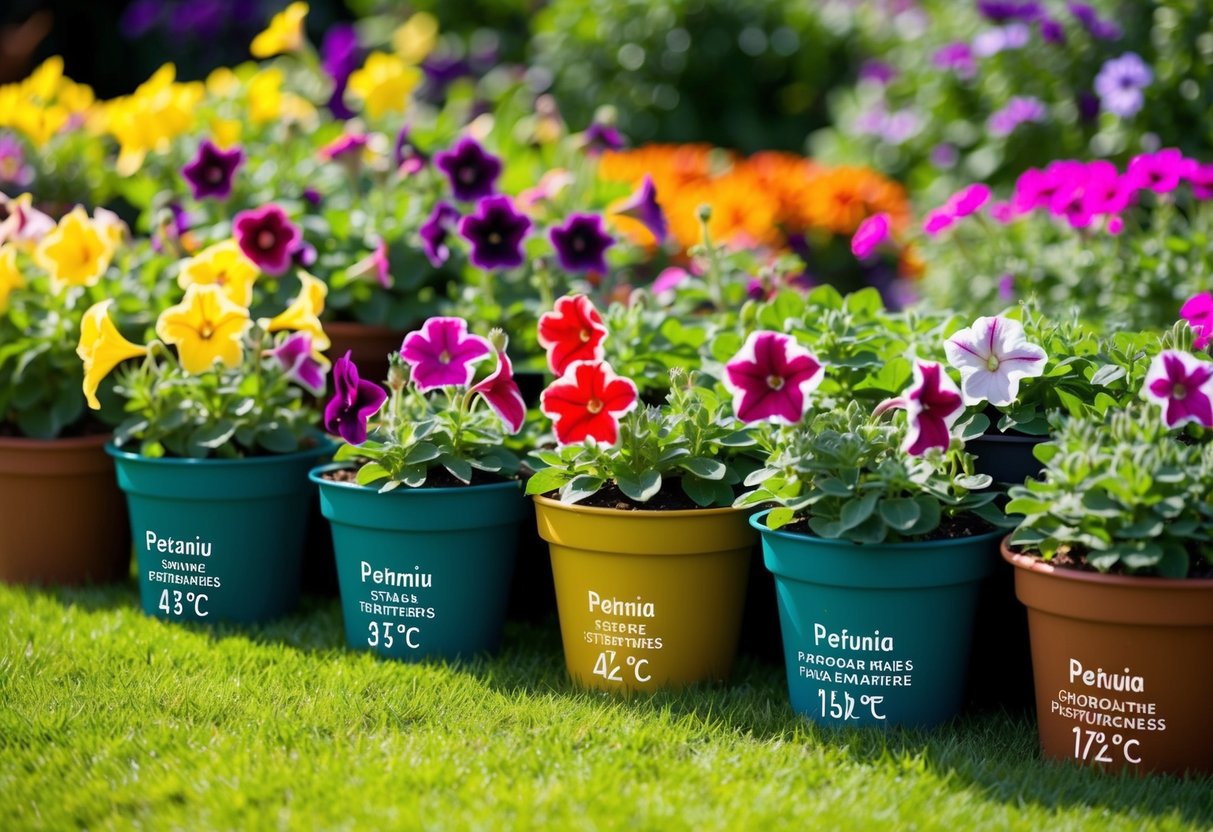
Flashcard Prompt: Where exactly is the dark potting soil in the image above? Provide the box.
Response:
[780,513,995,542]
[537,480,711,511]
[1018,546,1213,580]
[322,464,513,488]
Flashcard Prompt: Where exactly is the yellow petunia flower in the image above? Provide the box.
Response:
[265,270,329,350]
[103,64,203,176]
[206,67,241,98]
[250,2,309,58]
[178,240,259,307]
[77,299,148,410]
[248,67,284,124]
[347,52,420,120]
[0,244,25,314]
[156,284,250,374]
[210,117,242,149]
[23,57,64,102]
[392,13,438,64]
[35,206,115,291]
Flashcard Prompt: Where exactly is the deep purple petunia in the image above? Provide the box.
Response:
[181,139,244,201]
[321,23,360,120]
[614,175,667,244]
[419,201,460,268]
[1067,2,1122,40]
[976,0,1041,23]
[1094,53,1152,118]
[233,203,301,275]
[324,352,387,444]
[435,137,502,202]
[458,195,531,270]
[583,122,625,155]
[549,214,615,274]
[1038,16,1066,44]
[0,133,34,188]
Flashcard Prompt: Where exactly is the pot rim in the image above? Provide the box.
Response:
[309,461,522,494]
[532,492,752,520]
[107,437,334,467]
[750,507,1005,550]
[1001,535,1213,589]
[0,432,113,451]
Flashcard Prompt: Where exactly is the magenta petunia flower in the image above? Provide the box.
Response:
[1185,162,1213,200]
[614,175,668,244]
[393,125,428,175]
[947,184,991,218]
[233,203,301,275]
[723,330,825,425]
[583,122,625,155]
[987,96,1047,137]
[1124,148,1186,194]
[1180,293,1213,351]
[549,213,615,274]
[435,137,502,202]
[324,352,387,445]
[472,349,526,434]
[875,361,966,457]
[399,316,492,392]
[419,201,460,268]
[851,212,890,259]
[458,195,531,270]
[181,139,244,201]
[319,132,368,162]
[269,332,329,396]
[348,239,391,288]
[944,315,1048,406]
[932,42,976,79]
[923,208,957,237]
[652,266,690,297]
[1143,350,1213,429]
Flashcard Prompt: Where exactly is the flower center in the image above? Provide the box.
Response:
[488,232,502,245]
[579,328,591,343]
[207,166,224,184]
[586,398,603,414]
[459,167,476,184]
[440,350,451,364]
[573,236,586,252]
[257,229,276,251]
[1173,382,1188,400]
[200,323,214,339]
[767,375,784,391]
[986,355,1001,372]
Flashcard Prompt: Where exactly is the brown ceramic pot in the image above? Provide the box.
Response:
[325,321,407,387]
[0,433,131,585]
[1003,539,1213,776]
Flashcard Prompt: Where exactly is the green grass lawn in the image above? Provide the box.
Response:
[3,581,1212,831]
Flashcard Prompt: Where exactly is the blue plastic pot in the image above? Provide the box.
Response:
[753,510,1000,728]
[108,441,331,624]
[311,463,524,661]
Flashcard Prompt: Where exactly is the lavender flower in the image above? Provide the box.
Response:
[458,196,531,270]
[987,96,1047,136]
[549,214,615,274]
[181,140,243,201]
[0,133,34,188]
[435,137,503,202]
[933,42,976,79]
[1095,53,1152,118]
[973,23,1030,57]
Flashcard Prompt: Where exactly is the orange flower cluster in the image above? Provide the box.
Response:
[599,145,911,253]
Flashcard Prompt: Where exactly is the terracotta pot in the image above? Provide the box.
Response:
[325,321,408,387]
[0,433,130,585]
[1003,539,1213,775]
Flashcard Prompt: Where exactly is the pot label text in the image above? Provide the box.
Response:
[1051,657,1167,767]
[584,589,662,685]
[357,560,435,651]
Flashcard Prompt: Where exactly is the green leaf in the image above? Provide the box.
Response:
[525,466,571,496]
[256,425,299,454]
[680,457,726,480]
[954,474,992,491]
[845,514,888,544]
[440,454,473,484]
[617,470,661,503]
[906,496,942,535]
[807,516,843,539]
[189,420,236,450]
[1089,364,1126,387]
[818,478,853,497]
[404,442,441,465]
[356,462,390,487]
[562,475,604,504]
[682,475,722,507]
[766,507,795,530]
[878,498,921,532]
[839,491,880,531]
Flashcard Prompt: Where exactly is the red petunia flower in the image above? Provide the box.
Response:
[540,360,638,446]
[472,349,526,435]
[537,294,608,376]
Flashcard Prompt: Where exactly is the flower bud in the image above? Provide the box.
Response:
[387,351,409,392]
[487,327,509,353]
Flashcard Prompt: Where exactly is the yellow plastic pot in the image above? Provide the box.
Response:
[534,495,755,693]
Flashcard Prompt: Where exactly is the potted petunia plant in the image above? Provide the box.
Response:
[0,202,153,585]
[524,294,760,693]
[310,315,528,661]
[729,326,1012,727]
[1003,348,1213,775]
[81,269,334,624]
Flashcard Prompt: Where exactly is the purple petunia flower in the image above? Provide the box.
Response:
[400,317,492,392]
[1095,52,1152,118]
[1038,16,1066,44]
[119,0,161,38]
[458,195,531,270]
[270,332,329,396]
[321,24,360,120]
[1067,2,1122,40]
[583,122,625,155]
[0,133,34,188]
[987,96,1047,137]
[233,203,301,275]
[549,213,615,274]
[302,187,322,207]
[181,139,243,201]
[292,241,318,268]
[393,125,428,175]
[976,0,1041,23]
[152,201,192,254]
[1076,90,1101,123]
[419,201,460,268]
[858,59,897,85]
[324,352,387,445]
[933,42,977,79]
[930,143,959,169]
[998,273,1017,302]
[435,137,503,202]
[614,175,667,244]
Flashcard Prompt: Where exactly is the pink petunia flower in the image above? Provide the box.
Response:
[851,212,890,259]
[946,184,991,218]
[472,349,526,434]
[874,361,965,456]
[1180,292,1213,351]
[652,267,691,297]
[348,239,391,289]
[399,316,492,392]
[269,331,330,396]
[1124,148,1187,195]
[922,208,957,237]
[722,330,825,425]
[540,360,638,446]
[1142,350,1213,429]
[318,132,369,162]
[233,203,301,275]
[944,316,1048,406]
[537,294,608,376]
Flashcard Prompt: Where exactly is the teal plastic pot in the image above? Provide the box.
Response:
[311,463,524,661]
[108,442,331,624]
[753,510,1000,728]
